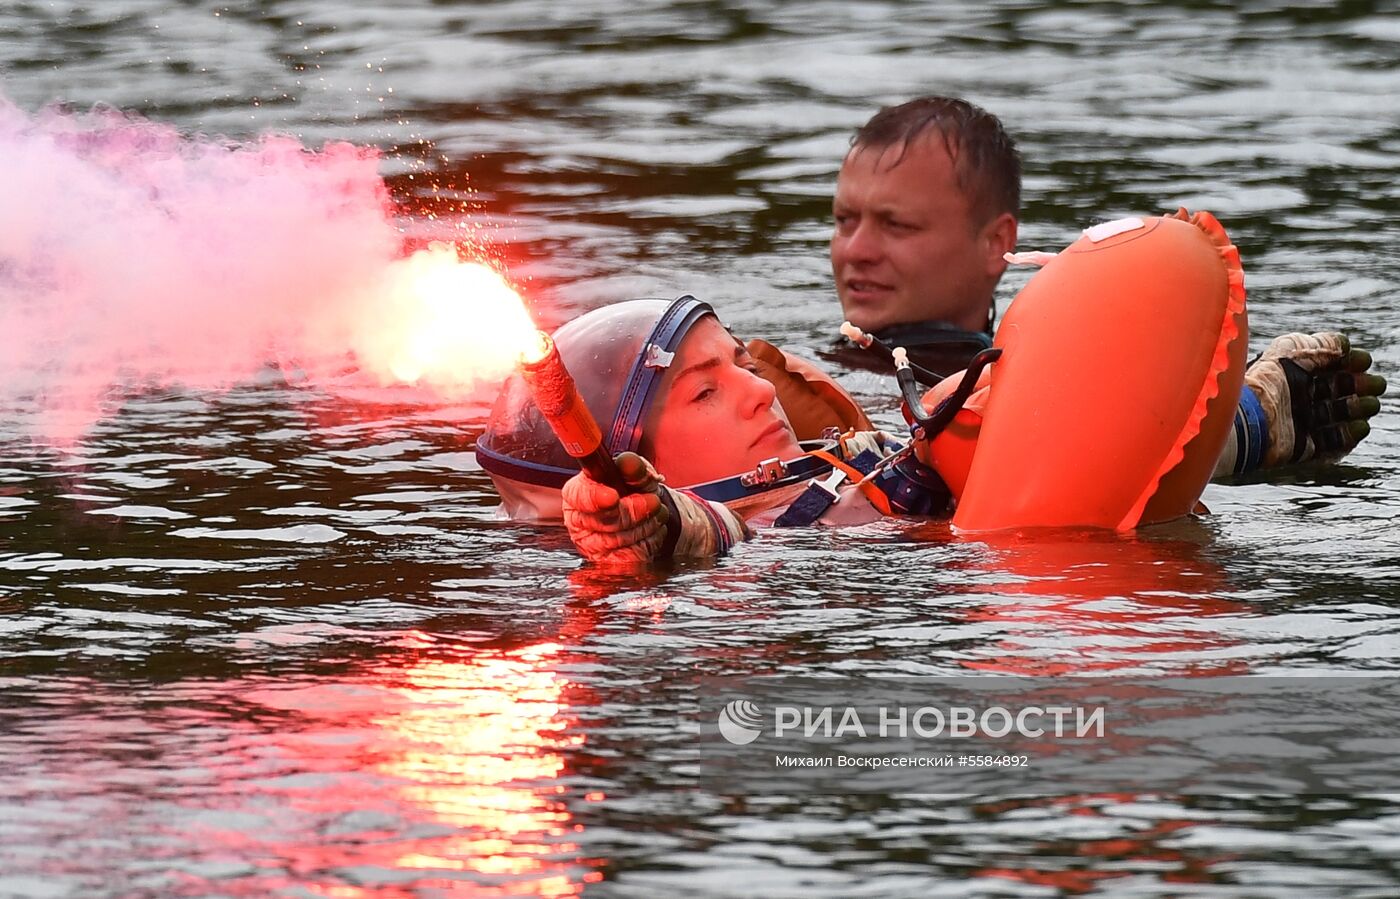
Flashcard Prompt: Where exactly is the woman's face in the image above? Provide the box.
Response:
[643,316,803,487]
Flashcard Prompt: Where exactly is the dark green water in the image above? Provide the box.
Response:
[3,1,1400,896]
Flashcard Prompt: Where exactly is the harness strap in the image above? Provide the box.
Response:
[772,473,844,527]
[773,448,895,527]
[807,448,895,516]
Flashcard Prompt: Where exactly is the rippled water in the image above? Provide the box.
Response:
[4,1,1400,896]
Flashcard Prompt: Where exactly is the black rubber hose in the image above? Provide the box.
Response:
[844,328,944,386]
[901,347,1003,440]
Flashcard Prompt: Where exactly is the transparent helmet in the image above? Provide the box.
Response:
[477,297,714,520]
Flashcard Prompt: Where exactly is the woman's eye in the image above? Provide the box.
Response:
[693,387,715,403]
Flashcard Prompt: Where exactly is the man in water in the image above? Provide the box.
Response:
[827,96,1015,374]
[825,96,1384,469]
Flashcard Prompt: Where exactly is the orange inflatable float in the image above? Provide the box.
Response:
[928,209,1248,532]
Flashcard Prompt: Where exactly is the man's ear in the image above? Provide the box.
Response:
[982,212,1018,276]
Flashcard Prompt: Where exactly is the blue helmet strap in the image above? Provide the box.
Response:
[607,295,714,455]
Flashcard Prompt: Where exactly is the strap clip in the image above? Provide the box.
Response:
[643,344,675,369]
[812,468,847,502]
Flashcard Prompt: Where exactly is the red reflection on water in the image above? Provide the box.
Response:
[370,640,588,895]
[908,522,1253,676]
[973,796,1219,894]
[224,638,601,897]
[892,525,1251,891]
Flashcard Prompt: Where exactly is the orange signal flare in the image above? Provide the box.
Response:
[518,332,627,490]
[520,329,552,366]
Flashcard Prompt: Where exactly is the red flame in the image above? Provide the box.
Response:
[352,244,539,394]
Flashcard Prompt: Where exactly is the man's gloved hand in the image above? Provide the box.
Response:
[562,452,671,566]
[1245,331,1386,467]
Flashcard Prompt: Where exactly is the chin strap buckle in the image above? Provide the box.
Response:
[740,457,788,487]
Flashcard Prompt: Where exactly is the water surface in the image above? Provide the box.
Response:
[3,1,1400,895]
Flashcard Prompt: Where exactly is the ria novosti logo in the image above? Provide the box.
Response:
[717,699,763,745]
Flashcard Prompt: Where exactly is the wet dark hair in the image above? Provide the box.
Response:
[851,96,1021,228]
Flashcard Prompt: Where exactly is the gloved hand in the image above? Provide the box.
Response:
[1245,332,1386,467]
[562,452,750,566]
[562,452,671,566]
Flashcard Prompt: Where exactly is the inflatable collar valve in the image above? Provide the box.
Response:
[1003,250,1059,267]
[840,321,942,386]
[840,320,873,348]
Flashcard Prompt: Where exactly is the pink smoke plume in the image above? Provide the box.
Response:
[0,95,529,444]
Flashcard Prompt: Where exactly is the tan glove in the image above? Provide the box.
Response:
[1244,332,1386,467]
[562,452,749,566]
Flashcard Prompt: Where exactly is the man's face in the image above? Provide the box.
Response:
[644,316,803,487]
[830,134,1011,334]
